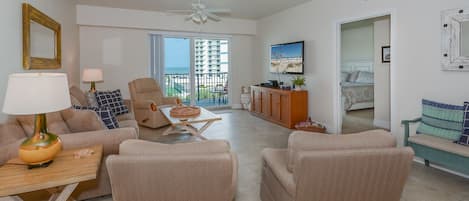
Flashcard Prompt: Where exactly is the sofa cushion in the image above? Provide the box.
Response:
[119,139,230,155]
[116,112,134,122]
[0,119,26,147]
[409,134,469,157]
[118,120,139,134]
[262,148,296,198]
[16,112,71,136]
[417,99,464,141]
[69,85,89,106]
[287,129,396,172]
[95,89,129,116]
[457,102,469,146]
[73,106,120,129]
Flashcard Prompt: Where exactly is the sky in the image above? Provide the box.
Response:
[164,37,190,70]
[271,42,303,59]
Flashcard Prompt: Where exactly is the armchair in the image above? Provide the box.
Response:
[128,78,179,128]
[106,139,238,201]
[260,130,414,201]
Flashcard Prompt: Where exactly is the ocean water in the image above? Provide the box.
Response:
[165,67,189,74]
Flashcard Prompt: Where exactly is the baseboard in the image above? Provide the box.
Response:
[373,119,390,129]
[231,104,243,109]
[413,157,469,179]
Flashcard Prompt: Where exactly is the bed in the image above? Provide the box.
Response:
[341,61,374,111]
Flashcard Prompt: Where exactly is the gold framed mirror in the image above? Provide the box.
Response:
[23,3,61,70]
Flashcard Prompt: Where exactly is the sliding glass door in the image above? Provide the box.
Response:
[155,35,230,108]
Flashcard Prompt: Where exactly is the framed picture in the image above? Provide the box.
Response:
[381,46,390,63]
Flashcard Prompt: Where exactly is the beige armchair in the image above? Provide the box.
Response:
[0,109,138,200]
[106,139,238,201]
[260,130,414,201]
[128,78,179,128]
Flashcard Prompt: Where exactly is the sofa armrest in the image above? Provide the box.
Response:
[133,100,156,110]
[0,139,24,166]
[401,118,421,146]
[106,152,237,201]
[59,127,138,156]
[124,99,133,113]
[162,97,179,105]
[61,108,107,133]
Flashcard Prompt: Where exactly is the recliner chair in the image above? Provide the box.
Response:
[128,78,179,128]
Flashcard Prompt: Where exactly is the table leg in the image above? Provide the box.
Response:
[47,183,79,201]
[162,125,175,136]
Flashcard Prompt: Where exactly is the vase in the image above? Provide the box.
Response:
[294,85,303,91]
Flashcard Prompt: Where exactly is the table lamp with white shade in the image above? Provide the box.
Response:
[82,68,103,92]
[2,73,71,168]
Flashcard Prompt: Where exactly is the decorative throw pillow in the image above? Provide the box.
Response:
[417,99,464,141]
[86,92,99,107]
[456,102,469,146]
[354,71,374,83]
[340,72,350,82]
[95,89,129,116]
[347,71,360,82]
[73,106,119,129]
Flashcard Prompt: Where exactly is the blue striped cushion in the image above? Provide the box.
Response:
[456,102,469,146]
[416,99,464,141]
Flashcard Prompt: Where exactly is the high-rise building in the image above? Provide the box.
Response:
[195,39,229,74]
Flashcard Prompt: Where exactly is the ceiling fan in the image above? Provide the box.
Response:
[166,0,231,24]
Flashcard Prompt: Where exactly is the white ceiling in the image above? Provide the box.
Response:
[76,0,311,20]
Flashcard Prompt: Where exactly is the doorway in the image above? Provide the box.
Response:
[151,34,230,108]
[337,15,391,134]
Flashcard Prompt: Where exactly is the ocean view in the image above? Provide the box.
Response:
[165,67,189,74]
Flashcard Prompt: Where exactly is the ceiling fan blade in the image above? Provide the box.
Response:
[205,8,231,14]
[204,11,221,22]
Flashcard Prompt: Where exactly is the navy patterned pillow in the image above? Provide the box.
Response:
[457,102,469,146]
[95,89,129,116]
[73,106,120,129]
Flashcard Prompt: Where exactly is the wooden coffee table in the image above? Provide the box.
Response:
[0,145,103,201]
[160,106,222,140]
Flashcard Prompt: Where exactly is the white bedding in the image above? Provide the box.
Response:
[342,81,374,111]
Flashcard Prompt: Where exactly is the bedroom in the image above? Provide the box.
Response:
[340,15,391,134]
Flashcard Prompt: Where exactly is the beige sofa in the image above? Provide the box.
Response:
[128,78,179,128]
[0,109,138,200]
[106,139,238,201]
[260,130,414,201]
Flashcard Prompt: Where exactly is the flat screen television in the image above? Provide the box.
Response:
[270,41,304,74]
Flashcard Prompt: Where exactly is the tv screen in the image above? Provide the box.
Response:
[270,41,304,74]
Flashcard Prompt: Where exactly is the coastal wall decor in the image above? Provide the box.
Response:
[441,8,469,71]
[381,46,390,63]
[23,3,61,70]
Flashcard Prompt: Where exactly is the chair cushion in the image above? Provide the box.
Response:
[95,89,129,116]
[119,139,231,155]
[417,99,464,141]
[69,85,89,106]
[409,134,469,157]
[457,102,469,146]
[287,129,396,172]
[73,106,120,129]
[16,112,71,136]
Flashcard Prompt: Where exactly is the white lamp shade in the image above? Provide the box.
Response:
[82,68,103,82]
[2,73,71,115]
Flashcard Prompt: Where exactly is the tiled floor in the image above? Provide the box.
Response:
[89,110,469,201]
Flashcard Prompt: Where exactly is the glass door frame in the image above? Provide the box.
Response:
[153,32,232,108]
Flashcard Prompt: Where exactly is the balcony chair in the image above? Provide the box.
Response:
[128,78,179,128]
[260,130,414,201]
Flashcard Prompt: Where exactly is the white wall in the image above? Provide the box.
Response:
[0,0,79,121]
[341,24,374,63]
[373,18,390,129]
[256,0,469,144]
[78,6,257,106]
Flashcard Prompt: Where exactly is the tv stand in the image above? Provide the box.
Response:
[250,86,308,129]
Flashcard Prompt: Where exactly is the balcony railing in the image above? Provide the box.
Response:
[164,72,228,107]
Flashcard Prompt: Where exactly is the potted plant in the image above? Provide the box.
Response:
[292,76,305,91]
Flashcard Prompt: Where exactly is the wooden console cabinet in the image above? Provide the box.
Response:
[250,86,308,129]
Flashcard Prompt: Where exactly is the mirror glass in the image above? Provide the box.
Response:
[461,21,469,56]
[30,21,55,59]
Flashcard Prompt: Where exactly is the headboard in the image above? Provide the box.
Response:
[341,60,374,72]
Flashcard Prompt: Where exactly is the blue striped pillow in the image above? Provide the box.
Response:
[456,102,469,146]
[73,105,120,129]
[416,99,464,141]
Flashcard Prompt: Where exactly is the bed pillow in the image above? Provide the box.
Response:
[456,102,469,146]
[347,71,360,82]
[341,72,350,82]
[73,105,119,129]
[95,89,129,116]
[354,71,374,83]
[417,99,464,141]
